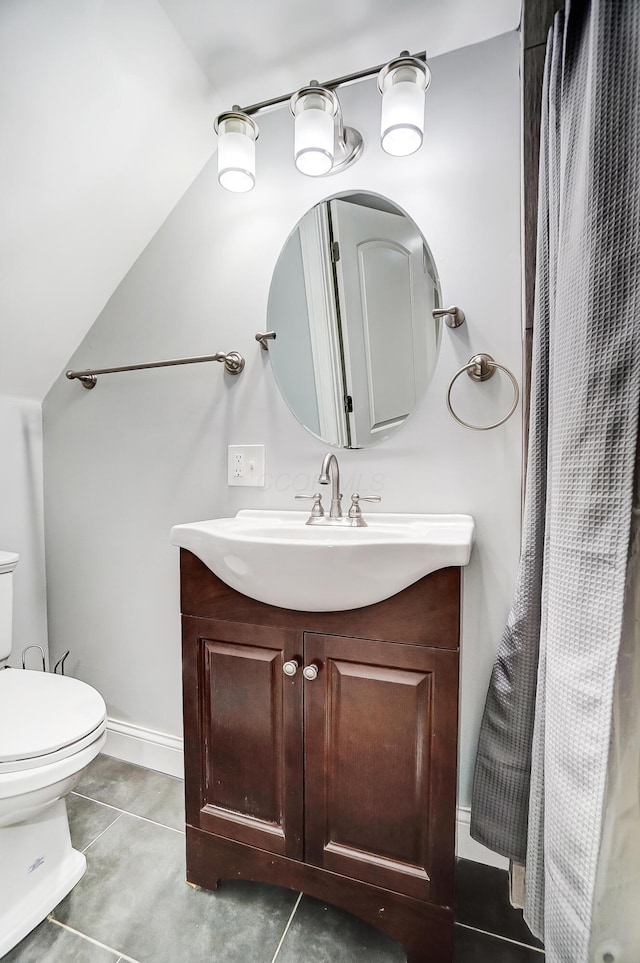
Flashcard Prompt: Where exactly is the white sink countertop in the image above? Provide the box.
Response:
[171,509,474,612]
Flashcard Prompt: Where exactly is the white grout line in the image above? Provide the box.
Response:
[455,921,545,954]
[270,891,303,962]
[71,791,185,835]
[70,791,122,815]
[118,810,185,834]
[71,787,545,960]
[82,812,124,854]
[48,917,141,963]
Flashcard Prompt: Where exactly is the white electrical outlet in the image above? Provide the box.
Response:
[228,445,265,487]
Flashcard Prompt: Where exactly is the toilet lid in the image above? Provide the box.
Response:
[0,669,107,763]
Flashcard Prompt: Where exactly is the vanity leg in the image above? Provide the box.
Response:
[187,827,454,962]
[404,931,453,963]
[185,826,222,891]
[186,878,219,892]
[398,911,453,963]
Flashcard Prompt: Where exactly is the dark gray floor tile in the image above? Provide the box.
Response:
[52,813,296,963]
[67,793,121,852]
[455,859,543,950]
[2,919,119,963]
[454,925,545,962]
[275,895,406,963]
[73,754,184,831]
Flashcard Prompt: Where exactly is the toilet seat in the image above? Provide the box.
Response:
[0,669,106,773]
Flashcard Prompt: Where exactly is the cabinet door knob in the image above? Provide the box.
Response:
[303,664,319,681]
[283,660,300,677]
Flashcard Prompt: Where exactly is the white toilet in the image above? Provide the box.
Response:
[0,550,107,956]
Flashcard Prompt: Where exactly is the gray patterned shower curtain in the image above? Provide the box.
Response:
[470,2,640,961]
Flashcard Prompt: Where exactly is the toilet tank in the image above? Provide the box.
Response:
[0,552,19,662]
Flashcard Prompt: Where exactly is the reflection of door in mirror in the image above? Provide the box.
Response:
[298,205,350,447]
[330,196,438,448]
[267,191,442,450]
[268,206,350,448]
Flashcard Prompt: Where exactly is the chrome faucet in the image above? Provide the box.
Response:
[295,454,381,526]
[319,453,342,519]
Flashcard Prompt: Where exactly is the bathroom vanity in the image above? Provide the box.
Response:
[178,548,462,963]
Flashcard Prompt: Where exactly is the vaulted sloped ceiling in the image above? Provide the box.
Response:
[0,0,520,402]
[0,0,215,401]
[159,0,521,107]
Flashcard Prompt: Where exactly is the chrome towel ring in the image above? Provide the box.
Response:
[447,353,519,430]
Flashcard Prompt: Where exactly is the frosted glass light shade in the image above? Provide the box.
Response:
[378,59,429,157]
[215,113,258,192]
[290,88,337,176]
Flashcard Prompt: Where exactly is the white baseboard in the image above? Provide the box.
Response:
[103,719,508,870]
[103,718,184,779]
[455,806,509,869]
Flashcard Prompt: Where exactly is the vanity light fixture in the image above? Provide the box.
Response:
[378,52,430,156]
[213,108,259,193]
[213,50,428,192]
[290,83,363,177]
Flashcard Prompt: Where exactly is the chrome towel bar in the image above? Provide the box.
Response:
[66,350,245,389]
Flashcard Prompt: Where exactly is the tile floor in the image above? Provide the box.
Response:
[4,755,545,962]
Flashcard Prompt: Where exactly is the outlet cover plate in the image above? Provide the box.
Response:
[228,445,266,487]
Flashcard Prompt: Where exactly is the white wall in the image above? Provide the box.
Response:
[0,0,215,400]
[43,33,522,810]
[0,397,47,668]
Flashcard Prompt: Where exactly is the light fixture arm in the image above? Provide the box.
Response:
[233,51,427,120]
[330,97,364,176]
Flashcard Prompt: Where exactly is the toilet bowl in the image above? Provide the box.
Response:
[0,668,107,956]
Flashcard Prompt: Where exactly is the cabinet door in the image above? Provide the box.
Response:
[303,634,458,905]
[182,618,303,859]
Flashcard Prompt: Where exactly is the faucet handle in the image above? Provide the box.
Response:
[348,493,381,521]
[295,492,325,518]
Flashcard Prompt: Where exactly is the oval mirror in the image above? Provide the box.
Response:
[266,191,442,449]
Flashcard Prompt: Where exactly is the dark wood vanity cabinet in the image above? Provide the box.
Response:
[180,550,461,963]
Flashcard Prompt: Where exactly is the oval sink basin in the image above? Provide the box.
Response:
[171,510,474,612]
